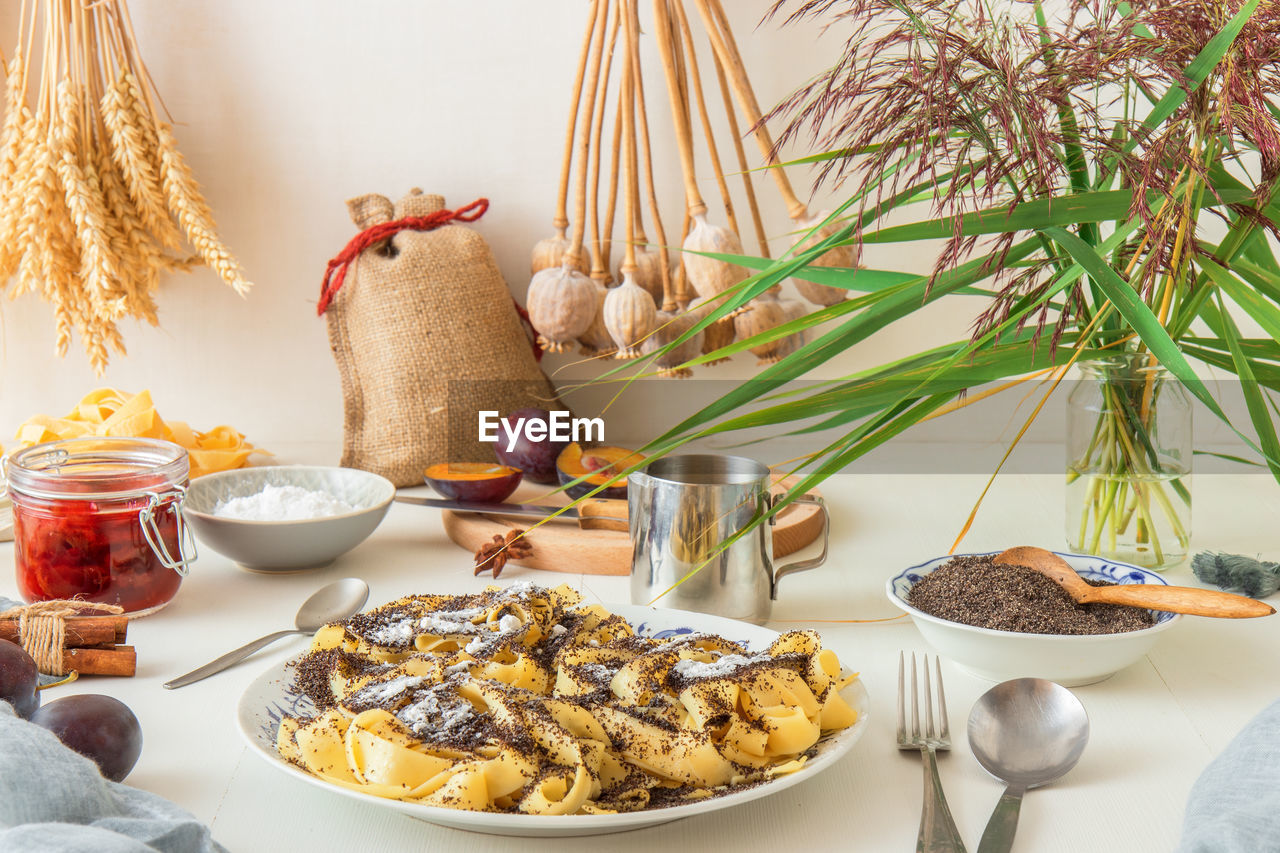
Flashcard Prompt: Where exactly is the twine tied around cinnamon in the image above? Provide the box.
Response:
[0,600,125,676]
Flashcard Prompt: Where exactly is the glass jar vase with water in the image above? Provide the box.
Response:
[1066,353,1191,570]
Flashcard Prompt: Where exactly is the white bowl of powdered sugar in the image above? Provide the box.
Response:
[183,466,395,571]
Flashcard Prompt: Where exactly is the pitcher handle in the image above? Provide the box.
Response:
[770,493,829,599]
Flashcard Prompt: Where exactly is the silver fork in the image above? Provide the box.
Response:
[898,652,967,852]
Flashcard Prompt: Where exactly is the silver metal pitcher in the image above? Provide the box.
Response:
[628,454,829,624]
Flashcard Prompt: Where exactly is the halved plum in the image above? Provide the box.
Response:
[424,462,523,503]
[556,444,645,499]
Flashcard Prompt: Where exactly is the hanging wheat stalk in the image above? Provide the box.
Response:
[0,0,252,373]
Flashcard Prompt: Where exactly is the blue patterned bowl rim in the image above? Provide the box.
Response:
[886,550,1182,639]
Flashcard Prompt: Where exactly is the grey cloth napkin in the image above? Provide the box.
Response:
[1178,697,1280,853]
[0,702,226,853]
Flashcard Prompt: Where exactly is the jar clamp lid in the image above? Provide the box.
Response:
[6,437,198,575]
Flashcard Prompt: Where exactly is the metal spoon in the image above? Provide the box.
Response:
[164,578,369,689]
[967,678,1090,853]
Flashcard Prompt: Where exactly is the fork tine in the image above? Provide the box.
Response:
[935,656,950,741]
[923,654,935,739]
[896,651,906,741]
[910,653,920,739]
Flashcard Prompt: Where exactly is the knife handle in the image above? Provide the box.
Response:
[578,499,629,532]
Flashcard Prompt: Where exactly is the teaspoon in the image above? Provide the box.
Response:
[164,577,369,689]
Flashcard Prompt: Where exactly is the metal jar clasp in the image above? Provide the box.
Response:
[139,486,198,576]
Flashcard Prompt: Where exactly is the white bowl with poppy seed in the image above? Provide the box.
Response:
[887,551,1181,686]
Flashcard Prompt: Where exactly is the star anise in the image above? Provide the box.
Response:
[473,529,532,578]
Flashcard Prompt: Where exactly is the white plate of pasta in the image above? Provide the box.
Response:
[236,584,869,837]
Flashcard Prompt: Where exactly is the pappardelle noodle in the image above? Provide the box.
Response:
[277,582,860,814]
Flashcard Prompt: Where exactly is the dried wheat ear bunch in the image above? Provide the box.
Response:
[0,0,252,373]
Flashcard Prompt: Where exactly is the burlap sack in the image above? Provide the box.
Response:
[323,189,558,486]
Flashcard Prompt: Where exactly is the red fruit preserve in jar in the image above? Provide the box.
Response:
[6,437,196,616]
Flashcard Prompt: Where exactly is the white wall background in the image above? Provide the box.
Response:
[0,2,986,450]
[0,1,1250,470]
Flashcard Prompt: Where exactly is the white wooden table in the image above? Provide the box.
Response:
[3,467,1277,852]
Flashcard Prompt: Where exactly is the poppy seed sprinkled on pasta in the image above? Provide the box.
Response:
[277,583,861,814]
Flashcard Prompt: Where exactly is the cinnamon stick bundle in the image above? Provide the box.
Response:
[0,610,134,676]
[0,615,127,647]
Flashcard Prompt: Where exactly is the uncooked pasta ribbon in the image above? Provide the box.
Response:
[12,388,267,478]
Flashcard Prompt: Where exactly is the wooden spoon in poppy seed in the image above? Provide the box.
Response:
[993,546,1275,619]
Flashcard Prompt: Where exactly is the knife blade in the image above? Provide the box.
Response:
[393,495,629,531]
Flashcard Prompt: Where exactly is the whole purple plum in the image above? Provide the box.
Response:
[31,694,142,782]
[494,408,572,485]
[0,639,40,719]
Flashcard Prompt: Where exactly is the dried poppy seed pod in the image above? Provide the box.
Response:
[779,297,809,324]
[642,308,704,378]
[689,294,735,366]
[682,214,748,299]
[733,292,792,365]
[576,276,617,356]
[791,209,856,307]
[527,262,597,353]
[531,228,590,275]
[628,243,666,304]
[603,272,657,359]
[762,326,805,364]
[771,297,810,363]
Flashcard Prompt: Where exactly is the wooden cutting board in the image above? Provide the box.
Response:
[441,476,824,576]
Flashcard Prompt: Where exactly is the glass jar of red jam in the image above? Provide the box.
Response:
[6,437,197,616]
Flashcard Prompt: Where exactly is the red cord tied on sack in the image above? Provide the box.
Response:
[316,197,542,359]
